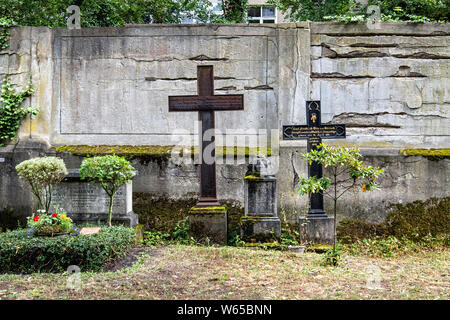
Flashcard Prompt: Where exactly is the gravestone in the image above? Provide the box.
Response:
[168,65,244,245]
[241,158,280,242]
[283,101,346,244]
[50,169,138,226]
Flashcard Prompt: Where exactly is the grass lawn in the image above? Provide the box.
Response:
[0,245,448,300]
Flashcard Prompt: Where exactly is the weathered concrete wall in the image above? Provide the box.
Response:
[1,23,449,225]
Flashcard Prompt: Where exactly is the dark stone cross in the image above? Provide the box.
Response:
[282,101,346,217]
[168,65,244,207]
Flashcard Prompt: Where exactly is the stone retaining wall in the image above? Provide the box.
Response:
[1,23,449,225]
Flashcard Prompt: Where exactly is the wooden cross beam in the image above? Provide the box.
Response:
[283,101,346,217]
[168,65,244,207]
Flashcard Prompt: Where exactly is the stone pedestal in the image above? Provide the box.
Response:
[50,169,139,227]
[241,175,280,242]
[299,216,334,244]
[188,205,227,245]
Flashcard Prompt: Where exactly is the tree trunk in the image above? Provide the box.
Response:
[108,195,114,227]
[333,168,337,252]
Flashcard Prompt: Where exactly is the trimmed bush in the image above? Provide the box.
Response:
[16,156,67,213]
[0,226,136,274]
[80,155,135,227]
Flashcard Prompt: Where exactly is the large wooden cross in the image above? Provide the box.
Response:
[168,65,244,207]
[283,101,346,217]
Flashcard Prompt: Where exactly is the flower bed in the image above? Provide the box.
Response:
[27,205,78,237]
[0,226,136,274]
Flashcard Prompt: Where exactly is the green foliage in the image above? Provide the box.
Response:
[297,143,383,257]
[80,155,135,227]
[0,76,39,146]
[172,217,196,245]
[268,0,354,22]
[143,230,171,246]
[280,227,301,247]
[268,0,449,22]
[0,0,224,27]
[222,0,248,23]
[321,246,343,266]
[0,226,136,273]
[228,230,245,246]
[26,205,76,236]
[16,157,67,213]
[338,197,450,244]
[298,144,384,197]
[142,217,196,246]
[297,144,384,219]
[0,17,13,51]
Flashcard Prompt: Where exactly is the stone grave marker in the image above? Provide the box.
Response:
[50,169,138,226]
[241,157,280,242]
[283,100,346,244]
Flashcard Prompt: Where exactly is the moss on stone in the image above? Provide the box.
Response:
[54,145,175,156]
[307,244,333,253]
[190,146,272,157]
[386,197,450,240]
[337,197,450,243]
[53,145,177,166]
[133,194,196,233]
[243,242,282,250]
[53,145,272,165]
[240,216,262,223]
[189,205,228,214]
[240,216,279,243]
[401,148,450,161]
[133,194,243,234]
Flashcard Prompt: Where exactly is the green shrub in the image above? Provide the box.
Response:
[80,155,135,227]
[15,157,67,213]
[280,227,301,247]
[143,231,171,246]
[0,226,136,274]
[321,247,343,266]
[228,230,245,247]
[172,217,196,245]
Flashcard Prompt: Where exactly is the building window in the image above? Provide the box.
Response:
[247,6,276,24]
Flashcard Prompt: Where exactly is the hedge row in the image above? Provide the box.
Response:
[0,226,136,274]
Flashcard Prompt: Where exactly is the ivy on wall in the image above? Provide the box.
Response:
[0,17,13,51]
[0,18,39,146]
[0,77,40,146]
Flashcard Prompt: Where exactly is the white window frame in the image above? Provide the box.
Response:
[247,5,277,24]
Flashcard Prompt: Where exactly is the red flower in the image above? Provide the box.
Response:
[52,213,57,218]
[33,216,40,222]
